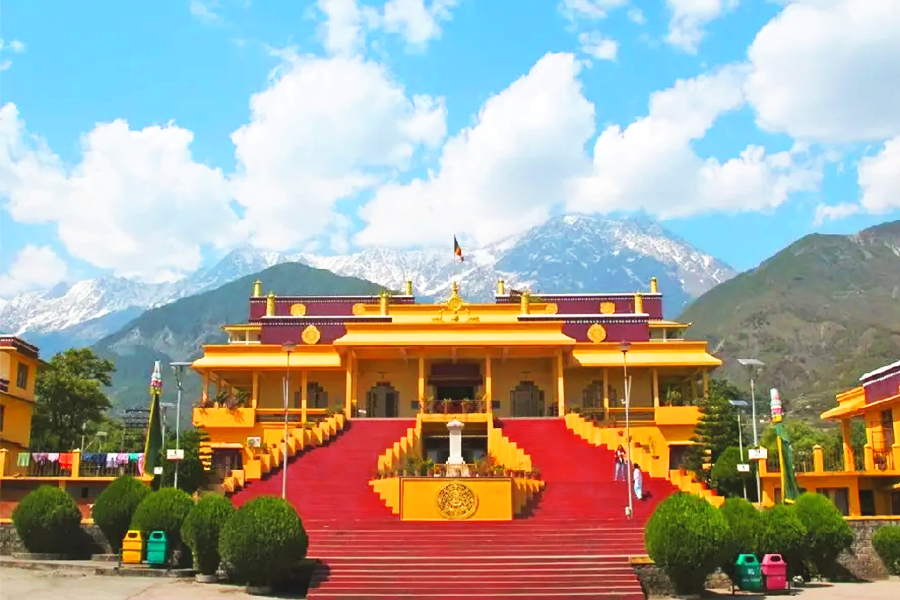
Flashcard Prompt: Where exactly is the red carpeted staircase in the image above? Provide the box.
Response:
[230,418,675,599]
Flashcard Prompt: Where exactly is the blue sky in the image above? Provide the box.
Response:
[1,0,898,295]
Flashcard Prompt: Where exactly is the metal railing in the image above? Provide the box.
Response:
[422,399,490,414]
[873,449,894,471]
[26,460,73,478]
[377,462,539,479]
[823,447,846,472]
[79,460,143,478]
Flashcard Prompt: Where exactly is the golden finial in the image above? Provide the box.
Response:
[497,279,505,295]
[649,277,658,294]
[404,280,413,296]
[265,291,276,317]
[253,279,262,297]
[520,290,531,315]
[379,291,390,316]
[633,293,644,314]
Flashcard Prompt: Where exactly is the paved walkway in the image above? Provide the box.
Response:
[1,565,896,599]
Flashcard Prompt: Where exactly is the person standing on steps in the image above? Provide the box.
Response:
[614,445,627,481]
[633,464,643,500]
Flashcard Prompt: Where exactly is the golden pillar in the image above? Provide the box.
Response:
[253,279,262,297]
[652,368,659,408]
[602,367,609,410]
[702,369,710,399]
[556,350,565,417]
[300,370,308,425]
[417,356,426,413]
[202,372,210,403]
[345,354,353,419]
[649,277,658,294]
[633,292,644,314]
[813,444,824,472]
[497,279,505,295]
[485,354,493,410]
[379,292,390,315]
[266,292,276,317]
[520,291,531,315]
[404,280,413,296]
[841,418,855,472]
[251,371,259,408]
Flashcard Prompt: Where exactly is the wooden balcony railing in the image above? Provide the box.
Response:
[422,399,490,415]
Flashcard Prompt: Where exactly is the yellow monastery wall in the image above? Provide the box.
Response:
[490,358,554,417]
[256,370,346,410]
[356,358,418,418]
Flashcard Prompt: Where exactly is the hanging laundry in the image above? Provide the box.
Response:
[32,453,49,463]
[137,454,145,475]
[106,453,119,468]
[127,453,141,463]
[59,453,74,470]
[115,453,129,466]
[47,453,60,463]
[16,453,30,467]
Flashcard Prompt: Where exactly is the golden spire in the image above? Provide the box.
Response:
[649,277,658,294]
[253,279,262,297]
[634,292,644,314]
[520,290,531,315]
[379,291,390,316]
[266,291,276,317]
[404,280,413,296]
[497,278,505,295]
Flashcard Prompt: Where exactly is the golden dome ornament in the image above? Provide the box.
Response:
[587,323,608,343]
[599,301,616,314]
[544,302,559,315]
[301,325,321,345]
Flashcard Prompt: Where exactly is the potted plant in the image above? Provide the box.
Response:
[530,468,542,481]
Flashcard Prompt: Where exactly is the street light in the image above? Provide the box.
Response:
[160,402,175,487]
[282,341,296,500]
[737,358,765,504]
[170,362,192,490]
[619,341,633,519]
[729,399,749,500]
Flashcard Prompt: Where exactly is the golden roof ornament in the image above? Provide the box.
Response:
[290,303,307,316]
[252,279,262,297]
[301,325,321,345]
[433,281,478,323]
[265,292,276,317]
[587,323,608,343]
[650,277,659,294]
[599,301,616,314]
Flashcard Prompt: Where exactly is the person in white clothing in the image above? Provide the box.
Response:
[633,464,643,500]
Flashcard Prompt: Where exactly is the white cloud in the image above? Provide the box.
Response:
[231,55,447,251]
[567,66,821,218]
[190,0,220,21]
[578,32,618,61]
[627,8,646,25]
[857,136,900,215]
[665,0,737,54]
[813,202,858,226]
[0,245,67,298]
[559,0,629,22]
[745,0,900,144]
[0,38,27,72]
[355,52,595,248]
[0,103,236,283]
[381,0,458,47]
[317,0,368,56]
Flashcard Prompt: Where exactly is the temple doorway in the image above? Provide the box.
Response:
[582,380,604,408]
[365,382,399,418]
[511,381,545,417]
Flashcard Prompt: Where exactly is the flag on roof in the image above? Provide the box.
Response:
[453,236,464,262]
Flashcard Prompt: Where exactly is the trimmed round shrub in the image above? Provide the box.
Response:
[645,492,732,595]
[11,485,83,555]
[131,488,194,565]
[219,496,309,587]
[756,504,808,578]
[182,495,236,575]
[92,475,151,553]
[794,492,853,578]
[719,497,761,580]
[872,525,900,576]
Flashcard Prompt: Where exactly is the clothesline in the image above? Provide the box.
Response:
[16,452,146,474]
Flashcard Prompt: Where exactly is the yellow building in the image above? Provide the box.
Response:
[192,277,725,513]
[760,360,900,516]
[0,336,40,462]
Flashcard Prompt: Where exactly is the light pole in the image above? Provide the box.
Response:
[170,362,192,490]
[282,341,296,500]
[160,402,175,487]
[619,341,633,519]
[729,399,749,500]
[737,358,765,504]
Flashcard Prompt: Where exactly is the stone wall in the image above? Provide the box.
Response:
[0,523,111,557]
[837,519,895,581]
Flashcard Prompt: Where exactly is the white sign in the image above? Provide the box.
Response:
[166,449,185,461]
[737,463,751,472]
[247,437,262,448]
[748,448,768,461]
[153,466,164,475]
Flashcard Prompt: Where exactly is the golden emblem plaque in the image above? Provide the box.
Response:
[544,302,559,314]
[599,301,616,314]
[351,303,367,316]
[290,303,307,316]
[435,482,478,520]
[587,323,608,343]
[301,325,321,345]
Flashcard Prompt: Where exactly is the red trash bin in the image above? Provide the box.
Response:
[761,554,788,590]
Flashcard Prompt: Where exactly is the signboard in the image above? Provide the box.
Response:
[247,437,262,448]
[737,463,751,473]
[748,448,768,461]
[166,449,185,461]
[153,466,164,475]
[123,408,150,429]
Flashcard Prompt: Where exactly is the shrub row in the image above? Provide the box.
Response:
[12,475,309,588]
[645,492,856,594]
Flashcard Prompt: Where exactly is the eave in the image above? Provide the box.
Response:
[333,321,576,347]
[192,344,343,370]
[571,341,722,368]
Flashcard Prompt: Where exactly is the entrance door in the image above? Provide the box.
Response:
[366,382,399,418]
[511,381,544,417]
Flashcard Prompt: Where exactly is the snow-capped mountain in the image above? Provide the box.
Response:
[0,215,735,354]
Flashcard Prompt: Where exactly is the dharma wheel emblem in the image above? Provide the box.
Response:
[599,301,616,314]
[290,303,307,316]
[351,303,367,316]
[587,323,608,343]
[301,325,321,345]
[435,482,478,520]
[544,302,558,314]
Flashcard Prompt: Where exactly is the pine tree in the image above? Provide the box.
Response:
[684,380,742,481]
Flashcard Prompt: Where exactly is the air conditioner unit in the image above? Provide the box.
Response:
[247,437,262,448]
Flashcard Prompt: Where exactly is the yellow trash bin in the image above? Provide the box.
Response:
[122,530,143,564]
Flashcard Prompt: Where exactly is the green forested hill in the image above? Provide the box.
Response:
[92,262,385,411]
[678,220,900,422]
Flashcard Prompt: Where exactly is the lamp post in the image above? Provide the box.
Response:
[729,399,749,500]
[619,341,633,519]
[160,402,175,487]
[282,341,296,500]
[737,358,765,504]
[170,362,192,490]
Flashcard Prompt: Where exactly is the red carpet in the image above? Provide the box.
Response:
[230,418,674,599]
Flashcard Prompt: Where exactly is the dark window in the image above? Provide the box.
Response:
[16,363,29,389]
[0,404,5,431]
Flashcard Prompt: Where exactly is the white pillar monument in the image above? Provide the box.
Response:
[446,419,468,476]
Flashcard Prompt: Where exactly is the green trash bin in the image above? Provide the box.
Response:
[734,554,763,592]
[146,531,168,567]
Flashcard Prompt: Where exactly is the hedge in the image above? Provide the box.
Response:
[131,488,194,566]
[793,492,853,578]
[756,504,808,578]
[872,525,900,576]
[219,496,309,587]
[182,495,236,575]
[92,476,151,553]
[645,492,732,594]
[11,486,83,555]
[719,497,760,579]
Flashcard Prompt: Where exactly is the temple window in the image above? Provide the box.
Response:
[582,380,604,408]
[308,382,328,409]
[16,363,28,389]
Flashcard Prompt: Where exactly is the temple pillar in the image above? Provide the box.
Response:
[847,478,861,516]
[350,356,358,416]
[841,418,855,472]
[603,368,609,410]
[202,372,209,403]
[556,350,565,417]
[702,369,710,399]
[813,445,824,472]
[345,355,353,419]
[301,370,308,425]
[418,356,425,413]
[652,368,659,407]
[485,355,492,410]
[251,371,259,408]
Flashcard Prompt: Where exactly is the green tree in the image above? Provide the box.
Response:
[31,348,116,451]
[685,379,741,480]
[153,428,208,493]
[711,446,755,498]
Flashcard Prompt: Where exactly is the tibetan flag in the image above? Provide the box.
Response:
[143,361,164,476]
[453,236,464,262]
